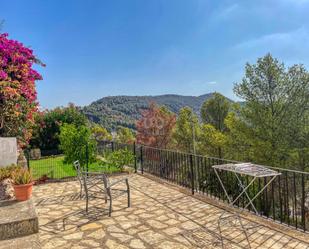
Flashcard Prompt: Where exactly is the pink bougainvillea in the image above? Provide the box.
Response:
[0,33,44,147]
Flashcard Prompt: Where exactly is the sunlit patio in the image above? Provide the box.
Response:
[5,174,305,249]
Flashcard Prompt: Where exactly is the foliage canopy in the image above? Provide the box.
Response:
[136,103,176,148]
[0,33,44,147]
[233,54,309,169]
[116,126,135,144]
[59,124,96,166]
[30,104,87,150]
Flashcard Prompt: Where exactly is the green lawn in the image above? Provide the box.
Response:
[30,155,121,180]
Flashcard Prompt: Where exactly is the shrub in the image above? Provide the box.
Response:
[0,165,20,181]
[105,149,134,170]
[30,104,87,150]
[59,124,96,166]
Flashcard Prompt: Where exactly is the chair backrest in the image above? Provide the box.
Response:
[73,160,82,182]
[73,160,110,191]
[102,173,110,189]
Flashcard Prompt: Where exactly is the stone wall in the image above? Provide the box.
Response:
[0,138,17,167]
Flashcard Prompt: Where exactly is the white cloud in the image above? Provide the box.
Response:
[231,26,309,74]
[207,81,217,85]
[234,27,309,51]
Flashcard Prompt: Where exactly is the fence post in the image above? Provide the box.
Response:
[190,154,194,195]
[301,174,306,231]
[133,142,137,173]
[111,141,115,152]
[140,146,143,174]
[25,149,30,170]
[86,143,89,173]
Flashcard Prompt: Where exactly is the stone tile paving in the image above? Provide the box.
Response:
[31,174,309,249]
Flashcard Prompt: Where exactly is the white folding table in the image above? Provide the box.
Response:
[212,163,281,248]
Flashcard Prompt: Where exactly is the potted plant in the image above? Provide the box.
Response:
[12,168,33,201]
[0,164,19,200]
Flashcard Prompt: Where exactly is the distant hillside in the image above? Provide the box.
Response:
[82,93,215,131]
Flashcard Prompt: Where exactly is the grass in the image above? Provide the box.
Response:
[30,155,122,180]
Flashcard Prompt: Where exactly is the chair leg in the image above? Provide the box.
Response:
[80,184,83,199]
[84,185,89,213]
[126,179,130,207]
[86,195,89,213]
[104,192,108,203]
[109,196,112,217]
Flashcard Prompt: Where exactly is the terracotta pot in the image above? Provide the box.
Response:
[13,182,34,201]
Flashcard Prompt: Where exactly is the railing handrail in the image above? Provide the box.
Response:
[104,141,309,176]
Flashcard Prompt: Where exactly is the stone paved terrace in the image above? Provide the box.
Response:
[5,174,309,249]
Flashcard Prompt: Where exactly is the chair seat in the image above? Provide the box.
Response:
[73,160,130,217]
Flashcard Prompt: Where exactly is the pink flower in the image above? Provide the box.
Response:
[0,70,7,80]
[0,32,44,147]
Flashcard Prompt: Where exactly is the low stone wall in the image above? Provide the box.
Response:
[0,200,38,240]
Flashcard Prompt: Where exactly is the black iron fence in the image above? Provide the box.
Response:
[25,141,136,181]
[25,149,76,181]
[25,140,309,232]
[98,141,309,232]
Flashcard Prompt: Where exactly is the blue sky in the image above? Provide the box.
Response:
[1,0,309,108]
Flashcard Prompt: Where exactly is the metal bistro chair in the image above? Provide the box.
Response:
[73,160,130,217]
[73,160,107,200]
[73,161,86,198]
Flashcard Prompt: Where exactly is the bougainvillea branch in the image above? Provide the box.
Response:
[0,33,44,147]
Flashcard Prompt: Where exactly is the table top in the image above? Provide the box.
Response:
[212,163,281,177]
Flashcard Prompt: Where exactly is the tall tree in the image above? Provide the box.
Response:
[199,124,226,158]
[30,104,87,150]
[136,102,176,148]
[200,92,230,132]
[0,33,44,147]
[224,109,255,162]
[234,54,309,169]
[173,107,200,153]
[59,124,96,166]
[200,93,230,157]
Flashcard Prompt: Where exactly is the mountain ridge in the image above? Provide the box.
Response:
[82,92,217,131]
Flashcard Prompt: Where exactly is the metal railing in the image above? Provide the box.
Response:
[25,140,309,232]
[98,141,309,232]
[25,142,136,181]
